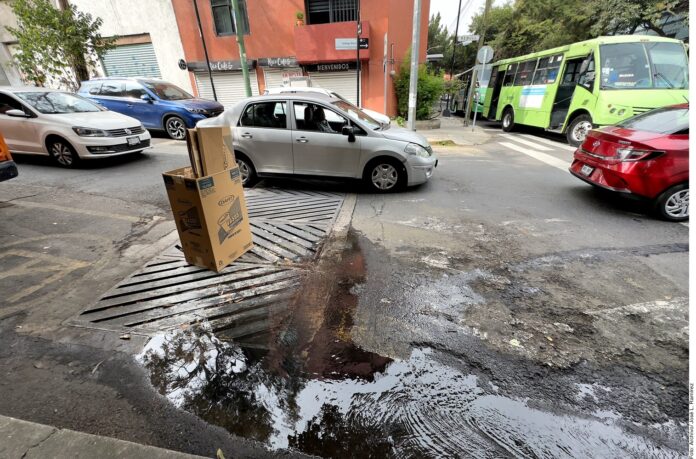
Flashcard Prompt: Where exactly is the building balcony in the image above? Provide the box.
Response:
[294,20,370,64]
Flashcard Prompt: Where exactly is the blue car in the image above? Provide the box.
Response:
[78,78,224,140]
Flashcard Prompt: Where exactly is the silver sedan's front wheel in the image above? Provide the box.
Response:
[368,162,401,192]
[49,139,79,168]
[165,116,187,140]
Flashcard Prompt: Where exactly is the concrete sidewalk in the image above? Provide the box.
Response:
[0,415,208,459]
[422,116,493,146]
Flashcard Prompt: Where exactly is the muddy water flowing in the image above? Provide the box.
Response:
[137,234,684,458]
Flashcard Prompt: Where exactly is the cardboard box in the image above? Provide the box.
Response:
[195,125,235,176]
[163,166,253,272]
[185,129,203,177]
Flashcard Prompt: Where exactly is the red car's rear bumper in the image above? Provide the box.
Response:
[570,149,666,199]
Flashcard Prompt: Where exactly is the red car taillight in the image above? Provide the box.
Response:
[614,147,664,162]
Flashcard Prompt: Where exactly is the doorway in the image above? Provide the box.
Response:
[486,67,505,119]
[549,57,583,129]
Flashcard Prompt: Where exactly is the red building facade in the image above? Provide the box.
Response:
[171,0,429,116]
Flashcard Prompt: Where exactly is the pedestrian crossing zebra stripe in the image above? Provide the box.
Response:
[498,141,569,171]
[518,134,577,152]
[499,134,554,151]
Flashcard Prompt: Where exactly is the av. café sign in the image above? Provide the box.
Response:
[186,60,256,71]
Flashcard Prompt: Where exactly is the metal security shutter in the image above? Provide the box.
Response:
[194,71,259,109]
[263,68,303,90]
[307,71,360,105]
[102,43,161,78]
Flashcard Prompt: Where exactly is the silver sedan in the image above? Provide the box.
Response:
[202,93,437,192]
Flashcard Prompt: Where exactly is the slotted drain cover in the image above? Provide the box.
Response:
[72,188,346,336]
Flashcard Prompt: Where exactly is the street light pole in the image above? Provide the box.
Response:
[464,0,492,125]
[407,0,422,131]
[442,0,462,117]
[356,1,361,107]
[193,0,217,101]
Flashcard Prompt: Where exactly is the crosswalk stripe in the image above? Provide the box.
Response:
[498,141,569,171]
[518,134,577,152]
[680,222,689,228]
[499,134,554,151]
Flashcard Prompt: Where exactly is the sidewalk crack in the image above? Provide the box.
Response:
[20,427,58,458]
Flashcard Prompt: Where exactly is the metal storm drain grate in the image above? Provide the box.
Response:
[73,188,346,336]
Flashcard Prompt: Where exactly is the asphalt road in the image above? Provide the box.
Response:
[0,126,689,458]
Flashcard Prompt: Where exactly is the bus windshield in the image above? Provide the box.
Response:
[599,42,688,90]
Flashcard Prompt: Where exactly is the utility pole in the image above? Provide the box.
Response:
[231,0,251,97]
[464,0,492,124]
[406,0,422,131]
[356,1,361,106]
[442,0,462,117]
[193,0,217,101]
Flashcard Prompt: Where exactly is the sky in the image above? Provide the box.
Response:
[428,0,490,36]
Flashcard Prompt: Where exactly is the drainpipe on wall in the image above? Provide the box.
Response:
[231,0,252,97]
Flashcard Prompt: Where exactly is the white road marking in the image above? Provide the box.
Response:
[498,141,569,171]
[680,222,689,228]
[519,134,577,152]
[499,134,554,151]
[587,297,688,316]
[5,200,141,222]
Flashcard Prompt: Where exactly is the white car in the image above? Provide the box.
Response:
[264,86,391,127]
[0,86,152,167]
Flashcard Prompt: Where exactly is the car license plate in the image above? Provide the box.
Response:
[127,136,139,146]
[580,164,594,176]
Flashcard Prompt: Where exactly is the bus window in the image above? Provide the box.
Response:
[503,63,517,86]
[562,61,582,85]
[646,42,688,89]
[532,54,563,85]
[578,56,596,91]
[599,43,651,89]
[514,59,537,86]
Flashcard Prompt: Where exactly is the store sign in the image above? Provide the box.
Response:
[305,62,357,72]
[258,57,298,68]
[186,60,256,72]
[335,38,369,50]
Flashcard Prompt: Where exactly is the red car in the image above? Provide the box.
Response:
[570,104,688,222]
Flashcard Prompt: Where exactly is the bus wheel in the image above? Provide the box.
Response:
[501,108,514,132]
[566,114,593,147]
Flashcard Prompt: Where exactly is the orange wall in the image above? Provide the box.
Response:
[172,0,430,116]
[172,0,303,61]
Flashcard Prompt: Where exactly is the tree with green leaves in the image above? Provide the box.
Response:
[467,0,685,61]
[394,50,445,120]
[427,13,475,76]
[590,0,688,36]
[7,0,114,91]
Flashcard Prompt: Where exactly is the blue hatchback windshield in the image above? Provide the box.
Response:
[142,81,193,100]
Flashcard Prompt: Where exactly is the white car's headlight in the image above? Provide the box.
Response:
[73,127,107,137]
[404,142,431,158]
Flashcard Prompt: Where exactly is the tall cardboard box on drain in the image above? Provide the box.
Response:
[162,126,253,272]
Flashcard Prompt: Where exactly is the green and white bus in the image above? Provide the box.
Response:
[482,35,689,146]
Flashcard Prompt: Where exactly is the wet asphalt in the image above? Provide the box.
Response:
[0,125,690,458]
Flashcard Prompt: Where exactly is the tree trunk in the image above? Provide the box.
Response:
[644,21,667,36]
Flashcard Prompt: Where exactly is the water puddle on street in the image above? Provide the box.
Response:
[137,234,684,458]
